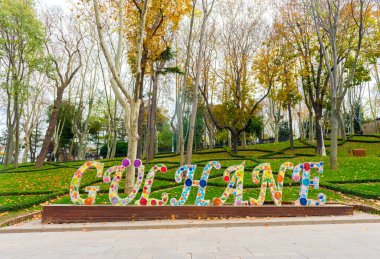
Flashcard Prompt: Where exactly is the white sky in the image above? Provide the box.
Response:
[40,0,70,9]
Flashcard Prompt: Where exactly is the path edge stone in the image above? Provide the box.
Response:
[1,216,380,234]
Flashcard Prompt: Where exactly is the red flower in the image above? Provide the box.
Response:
[140,197,147,206]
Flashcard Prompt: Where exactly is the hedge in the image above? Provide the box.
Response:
[321,183,380,200]
[0,191,67,213]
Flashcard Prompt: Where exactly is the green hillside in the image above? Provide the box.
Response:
[1,135,379,222]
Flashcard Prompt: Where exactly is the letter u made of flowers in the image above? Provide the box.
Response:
[103,159,144,205]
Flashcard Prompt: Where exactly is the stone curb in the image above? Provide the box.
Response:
[1,217,380,234]
[0,212,41,228]
[352,204,380,214]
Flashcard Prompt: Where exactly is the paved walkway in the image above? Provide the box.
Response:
[0,223,380,258]
[1,212,380,233]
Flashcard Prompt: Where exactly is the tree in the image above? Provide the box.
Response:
[186,0,215,163]
[21,72,47,163]
[71,37,99,160]
[93,0,149,193]
[278,121,290,142]
[272,20,301,151]
[199,23,218,150]
[345,62,370,134]
[0,0,44,167]
[279,0,330,153]
[246,116,264,142]
[253,26,284,144]
[307,0,368,169]
[100,141,128,158]
[35,9,82,168]
[201,1,270,153]
[125,0,190,160]
[54,101,75,160]
[178,0,197,165]
[146,47,182,162]
[88,115,103,156]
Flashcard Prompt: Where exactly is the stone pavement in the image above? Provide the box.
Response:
[0,222,379,258]
[1,212,380,233]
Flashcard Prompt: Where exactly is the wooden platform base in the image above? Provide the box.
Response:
[42,205,353,224]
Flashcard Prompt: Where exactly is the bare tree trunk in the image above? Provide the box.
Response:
[110,104,118,159]
[179,0,196,165]
[298,103,304,140]
[144,80,152,160]
[171,63,179,154]
[204,114,213,149]
[29,133,34,162]
[52,118,65,159]
[242,132,247,148]
[125,101,140,193]
[269,98,281,143]
[315,123,323,156]
[22,115,37,163]
[137,66,146,159]
[338,110,346,140]
[106,121,112,159]
[148,71,159,161]
[330,105,339,170]
[186,0,214,164]
[288,103,294,151]
[13,87,20,168]
[77,64,97,160]
[209,127,213,149]
[22,141,29,163]
[4,90,15,166]
[315,110,323,154]
[111,133,117,158]
[308,110,314,144]
[232,131,239,153]
[30,121,40,162]
[35,89,64,167]
[4,132,15,167]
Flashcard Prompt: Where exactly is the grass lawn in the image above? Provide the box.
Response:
[337,142,380,157]
[237,150,271,158]
[1,135,379,220]
[0,168,101,194]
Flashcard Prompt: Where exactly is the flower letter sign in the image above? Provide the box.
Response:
[69,159,326,206]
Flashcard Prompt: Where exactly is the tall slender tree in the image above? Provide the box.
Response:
[0,0,44,168]
[307,0,368,169]
[186,0,215,164]
[93,0,149,192]
[35,9,82,168]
